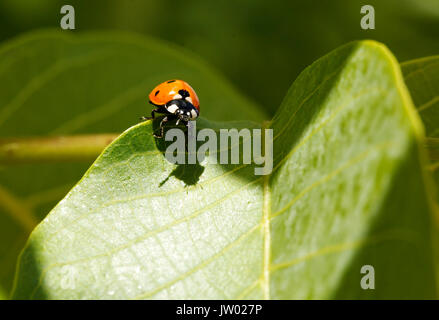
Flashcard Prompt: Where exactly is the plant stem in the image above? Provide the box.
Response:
[0,134,119,165]
[1,135,437,165]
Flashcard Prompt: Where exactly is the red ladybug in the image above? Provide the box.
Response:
[142,80,200,138]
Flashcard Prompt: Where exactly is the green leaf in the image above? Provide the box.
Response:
[12,41,438,299]
[401,56,439,138]
[401,56,439,200]
[0,30,267,296]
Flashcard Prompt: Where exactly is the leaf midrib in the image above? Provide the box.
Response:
[262,174,271,300]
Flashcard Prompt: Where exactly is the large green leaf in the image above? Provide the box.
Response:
[402,56,439,138]
[0,30,267,297]
[12,41,438,299]
[401,56,439,200]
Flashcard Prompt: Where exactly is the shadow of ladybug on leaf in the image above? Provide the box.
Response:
[151,116,205,187]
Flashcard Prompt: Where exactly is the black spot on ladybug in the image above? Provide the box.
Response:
[167,80,176,83]
[178,89,190,98]
[155,90,160,96]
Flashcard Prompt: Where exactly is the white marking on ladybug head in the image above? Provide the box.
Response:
[166,104,179,113]
[173,94,182,100]
[186,96,193,104]
[190,109,198,119]
[176,109,188,121]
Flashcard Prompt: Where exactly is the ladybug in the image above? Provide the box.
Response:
[142,79,200,138]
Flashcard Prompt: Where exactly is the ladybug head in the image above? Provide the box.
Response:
[177,108,191,122]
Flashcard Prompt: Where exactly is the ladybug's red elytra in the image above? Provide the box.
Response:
[142,79,200,138]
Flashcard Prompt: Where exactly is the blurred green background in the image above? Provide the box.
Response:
[0,0,438,298]
[0,0,438,115]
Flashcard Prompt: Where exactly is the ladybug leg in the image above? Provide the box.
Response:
[184,121,190,153]
[153,116,169,138]
[140,108,160,121]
